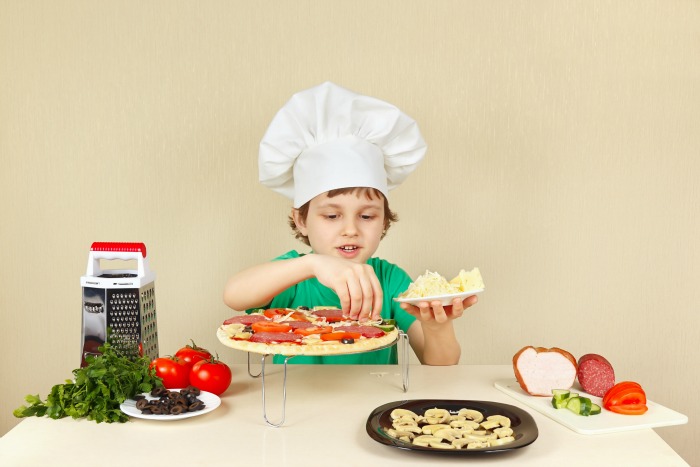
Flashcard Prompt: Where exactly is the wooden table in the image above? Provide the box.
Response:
[0,364,689,466]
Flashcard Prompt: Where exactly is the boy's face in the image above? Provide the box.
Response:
[293,191,385,264]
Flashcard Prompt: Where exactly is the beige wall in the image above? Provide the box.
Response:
[1,0,698,463]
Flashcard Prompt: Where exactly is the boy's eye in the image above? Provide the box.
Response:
[325,214,338,220]
[361,215,374,220]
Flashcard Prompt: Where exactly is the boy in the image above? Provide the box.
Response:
[224,82,478,365]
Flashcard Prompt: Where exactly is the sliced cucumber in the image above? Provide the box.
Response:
[374,319,396,332]
[590,403,602,415]
[566,397,593,416]
[551,389,571,409]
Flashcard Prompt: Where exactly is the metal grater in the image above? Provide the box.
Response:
[79,242,159,367]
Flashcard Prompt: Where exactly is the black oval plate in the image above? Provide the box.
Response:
[366,399,538,454]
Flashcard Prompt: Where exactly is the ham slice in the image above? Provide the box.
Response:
[513,346,578,396]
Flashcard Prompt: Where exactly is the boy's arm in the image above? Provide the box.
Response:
[223,255,315,311]
[223,254,384,319]
[402,295,478,365]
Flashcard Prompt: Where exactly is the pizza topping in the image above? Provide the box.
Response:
[251,321,292,333]
[249,332,303,344]
[223,314,268,326]
[335,325,386,338]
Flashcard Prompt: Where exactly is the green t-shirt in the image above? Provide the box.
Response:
[248,250,415,364]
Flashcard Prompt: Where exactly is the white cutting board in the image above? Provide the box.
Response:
[494,378,688,435]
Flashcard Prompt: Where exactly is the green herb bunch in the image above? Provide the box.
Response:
[14,342,162,423]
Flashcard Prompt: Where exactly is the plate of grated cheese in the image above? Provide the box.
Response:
[394,268,484,306]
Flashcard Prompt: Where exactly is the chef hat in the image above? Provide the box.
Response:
[259,81,426,208]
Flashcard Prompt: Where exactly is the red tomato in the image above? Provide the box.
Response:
[174,340,212,370]
[150,357,190,389]
[190,357,232,395]
[603,381,642,407]
[603,382,646,409]
[295,325,333,336]
[608,404,649,415]
[320,331,362,341]
[263,308,287,319]
[251,321,292,333]
[603,381,648,414]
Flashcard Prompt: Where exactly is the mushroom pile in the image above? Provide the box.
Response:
[383,407,515,450]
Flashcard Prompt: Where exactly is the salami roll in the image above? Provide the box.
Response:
[223,314,268,325]
[577,354,615,397]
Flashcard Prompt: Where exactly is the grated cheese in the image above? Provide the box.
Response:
[399,268,484,299]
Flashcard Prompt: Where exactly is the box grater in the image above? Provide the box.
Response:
[79,242,159,367]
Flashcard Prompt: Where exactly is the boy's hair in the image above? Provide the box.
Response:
[288,187,398,246]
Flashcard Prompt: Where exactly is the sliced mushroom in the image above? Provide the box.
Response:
[432,428,463,442]
[421,423,451,435]
[392,423,422,434]
[451,438,473,449]
[490,436,515,446]
[467,441,490,449]
[412,435,442,447]
[486,414,512,428]
[385,428,416,441]
[450,419,480,430]
[429,441,456,450]
[390,408,420,421]
[458,408,484,423]
[479,420,502,430]
[493,427,514,438]
[424,408,450,424]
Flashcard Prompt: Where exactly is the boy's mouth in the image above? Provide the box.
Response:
[337,245,361,258]
[338,245,359,252]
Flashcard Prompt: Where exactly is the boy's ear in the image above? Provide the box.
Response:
[291,209,308,236]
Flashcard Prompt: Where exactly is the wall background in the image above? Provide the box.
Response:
[1,1,697,464]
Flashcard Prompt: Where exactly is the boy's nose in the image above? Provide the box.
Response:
[342,219,359,236]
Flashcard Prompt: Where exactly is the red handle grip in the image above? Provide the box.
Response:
[90,242,147,258]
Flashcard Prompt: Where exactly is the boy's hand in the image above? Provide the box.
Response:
[310,255,383,321]
[399,294,478,328]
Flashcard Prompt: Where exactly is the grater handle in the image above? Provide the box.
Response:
[86,242,150,277]
[90,242,147,259]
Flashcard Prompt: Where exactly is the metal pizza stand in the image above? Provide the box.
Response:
[216,326,410,427]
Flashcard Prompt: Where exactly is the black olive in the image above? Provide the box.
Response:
[141,408,153,415]
[151,387,166,397]
[135,399,149,410]
[341,337,355,344]
[189,400,205,411]
[186,393,198,404]
[298,306,310,311]
[169,405,185,415]
[133,394,146,401]
[150,406,162,415]
[187,385,201,396]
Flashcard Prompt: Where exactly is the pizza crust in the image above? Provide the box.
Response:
[216,325,399,356]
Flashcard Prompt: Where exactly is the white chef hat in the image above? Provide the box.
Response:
[259,82,426,208]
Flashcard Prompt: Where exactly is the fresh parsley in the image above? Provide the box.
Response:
[13,342,162,423]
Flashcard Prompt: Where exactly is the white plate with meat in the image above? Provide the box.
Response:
[494,378,688,435]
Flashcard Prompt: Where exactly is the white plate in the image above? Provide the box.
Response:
[494,378,688,435]
[120,389,221,421]
[394,289,483,306]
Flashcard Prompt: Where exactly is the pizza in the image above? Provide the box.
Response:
[216,306,399,356]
